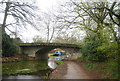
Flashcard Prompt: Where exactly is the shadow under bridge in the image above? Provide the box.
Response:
[35,47,56,63]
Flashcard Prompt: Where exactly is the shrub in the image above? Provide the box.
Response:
[2,33,17,57]
[56,60,63,64]
[81,36,105,62]
[84,63,96,70]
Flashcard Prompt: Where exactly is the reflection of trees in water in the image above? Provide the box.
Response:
[2,61,49,75]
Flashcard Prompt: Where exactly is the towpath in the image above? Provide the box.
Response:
[64,61,91,79]
[50,61,100,79]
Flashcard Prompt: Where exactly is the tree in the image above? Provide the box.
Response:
[53,31,78,44]
[0,0,38,34]
[37,12,57,43]
[103,2,120,44]
[0,25,2,57]
[104,2,120,27]
[2,33,17,57]
[0,0,38,57]
[32,35,45,43]
[57,1,119,51]
[62,1,109,36]
[57,1,118,37]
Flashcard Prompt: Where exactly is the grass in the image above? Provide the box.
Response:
[56,60,64,65]
[84,63,96,70]
[78,57,118,79]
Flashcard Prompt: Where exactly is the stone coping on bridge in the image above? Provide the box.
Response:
[19,43,80,49]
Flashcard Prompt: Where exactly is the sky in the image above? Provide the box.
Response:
[35,0,58,12]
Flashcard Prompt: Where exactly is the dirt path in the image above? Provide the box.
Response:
[50,61,99,79]
[64,61,91,79]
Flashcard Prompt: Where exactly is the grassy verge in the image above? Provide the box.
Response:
[77,57,118,79]
[55,60,64,65]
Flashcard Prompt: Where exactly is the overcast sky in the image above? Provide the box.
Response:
[0,0,64,42]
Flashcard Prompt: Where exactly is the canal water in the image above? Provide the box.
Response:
[2,58,58,79]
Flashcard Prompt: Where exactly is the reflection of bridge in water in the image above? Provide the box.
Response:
[19,43,80,63]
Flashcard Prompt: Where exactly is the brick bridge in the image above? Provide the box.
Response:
[19,43,80,63]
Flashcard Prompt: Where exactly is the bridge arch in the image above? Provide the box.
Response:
[35,47,55,63]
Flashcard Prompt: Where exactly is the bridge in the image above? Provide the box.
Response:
[19,43,80,63]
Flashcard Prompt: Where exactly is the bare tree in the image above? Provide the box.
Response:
[53,31,79,44]
[0,0,38,35]
[37,12,57,43]
[32,35,45,43]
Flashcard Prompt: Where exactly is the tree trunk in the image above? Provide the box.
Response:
[49,27,55,42]
[47,24,50,43]
[2,1,10,33]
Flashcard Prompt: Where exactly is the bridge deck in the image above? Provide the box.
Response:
[19,43,80,49]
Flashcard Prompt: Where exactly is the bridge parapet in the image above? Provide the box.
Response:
[19,43,80,49]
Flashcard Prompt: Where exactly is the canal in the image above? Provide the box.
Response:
[2,58,58,79]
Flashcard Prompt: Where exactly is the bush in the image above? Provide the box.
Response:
[97,42,118,61]
[81,36,105,62]
[81,34,119,79]
[106,60,118,78]
[97,42,119,79]
[56,60,63,64]
[2,33,17,57]
[84,63,96,70]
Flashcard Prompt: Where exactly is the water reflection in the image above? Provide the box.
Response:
[2,61,50,79]
[3,75,41,79]
[2,61,49,75]
[48,58,57,69]
[2,57,58,79]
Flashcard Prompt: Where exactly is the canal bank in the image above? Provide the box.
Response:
[49,61,68,79]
